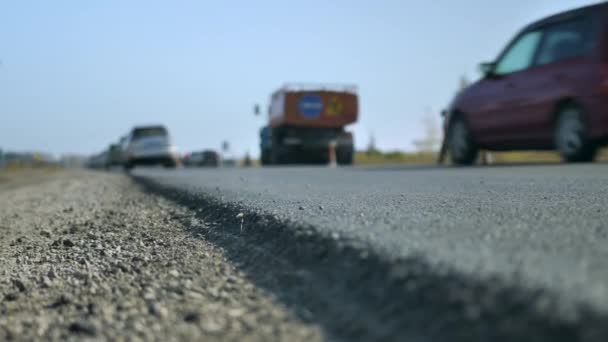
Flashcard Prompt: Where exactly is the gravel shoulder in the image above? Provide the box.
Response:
[0,171,321,341]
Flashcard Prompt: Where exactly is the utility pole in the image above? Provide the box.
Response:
[366,131,378,156]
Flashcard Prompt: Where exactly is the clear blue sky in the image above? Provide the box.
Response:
[0,0,600,157]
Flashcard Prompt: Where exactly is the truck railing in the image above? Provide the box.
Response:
[278,83,358,94]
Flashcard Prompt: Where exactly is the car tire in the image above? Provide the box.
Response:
[337,147,354,165]
[555,106,596,163]
[123,163,134,172]
[448,117,478,166]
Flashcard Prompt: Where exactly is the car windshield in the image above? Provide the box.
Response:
[132,127,168,139]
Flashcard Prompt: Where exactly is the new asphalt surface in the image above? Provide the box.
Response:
[133,163,608,340]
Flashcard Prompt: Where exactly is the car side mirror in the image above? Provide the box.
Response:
[479,62,496,78]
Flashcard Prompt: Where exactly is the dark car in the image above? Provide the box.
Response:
[445,3,608,165]
[104,144,123,169]
[185,150,220,167]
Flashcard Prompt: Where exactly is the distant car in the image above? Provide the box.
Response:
[105,144,123,169]
[445,3,608,165]
[185,150,220,167]
[222,159,237,167]
[87,152,108,169]
[124,125,179,170]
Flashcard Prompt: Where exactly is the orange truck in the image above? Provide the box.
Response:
[259,84,359,165]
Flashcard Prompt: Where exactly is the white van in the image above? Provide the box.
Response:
[123,125,178,170]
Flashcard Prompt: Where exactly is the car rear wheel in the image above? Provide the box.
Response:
[555,106,596,163]
[448,117,478,166]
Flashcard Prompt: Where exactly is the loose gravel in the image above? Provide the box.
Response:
[0,171,321,341]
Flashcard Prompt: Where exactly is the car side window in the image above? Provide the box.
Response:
[535,18,592,65]
[494,31,543,75]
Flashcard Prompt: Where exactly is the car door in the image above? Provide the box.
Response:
[481,30,545,146]
[523,15,597,145]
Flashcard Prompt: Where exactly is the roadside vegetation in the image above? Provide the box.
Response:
[354,149,608,165]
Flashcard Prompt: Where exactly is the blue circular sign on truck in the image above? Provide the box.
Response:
[298,94,323,119]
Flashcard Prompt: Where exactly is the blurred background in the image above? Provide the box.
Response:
[0,0,600,166]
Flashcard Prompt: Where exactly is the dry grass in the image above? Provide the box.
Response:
[0,166,63,192]
[355,151,437,165]
[354,148,608,166]
[0,163,62,180]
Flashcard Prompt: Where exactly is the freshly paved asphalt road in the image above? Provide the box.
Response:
[134,163,608,315]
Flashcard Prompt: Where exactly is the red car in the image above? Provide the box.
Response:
[445,3,608,165]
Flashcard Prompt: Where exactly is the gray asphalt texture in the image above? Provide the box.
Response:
[135,163,608,318]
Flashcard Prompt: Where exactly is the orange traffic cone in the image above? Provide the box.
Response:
[328,140,337,168]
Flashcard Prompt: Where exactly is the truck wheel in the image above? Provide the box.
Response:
[337,148,353,165]
[163,160,177,169]
[261,149,271,165]
[270,147,282,165]
[555,106,596,163]
[448,117,478,166]
[271,146,291,165]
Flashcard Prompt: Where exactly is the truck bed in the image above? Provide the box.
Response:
[269,90,358,128]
